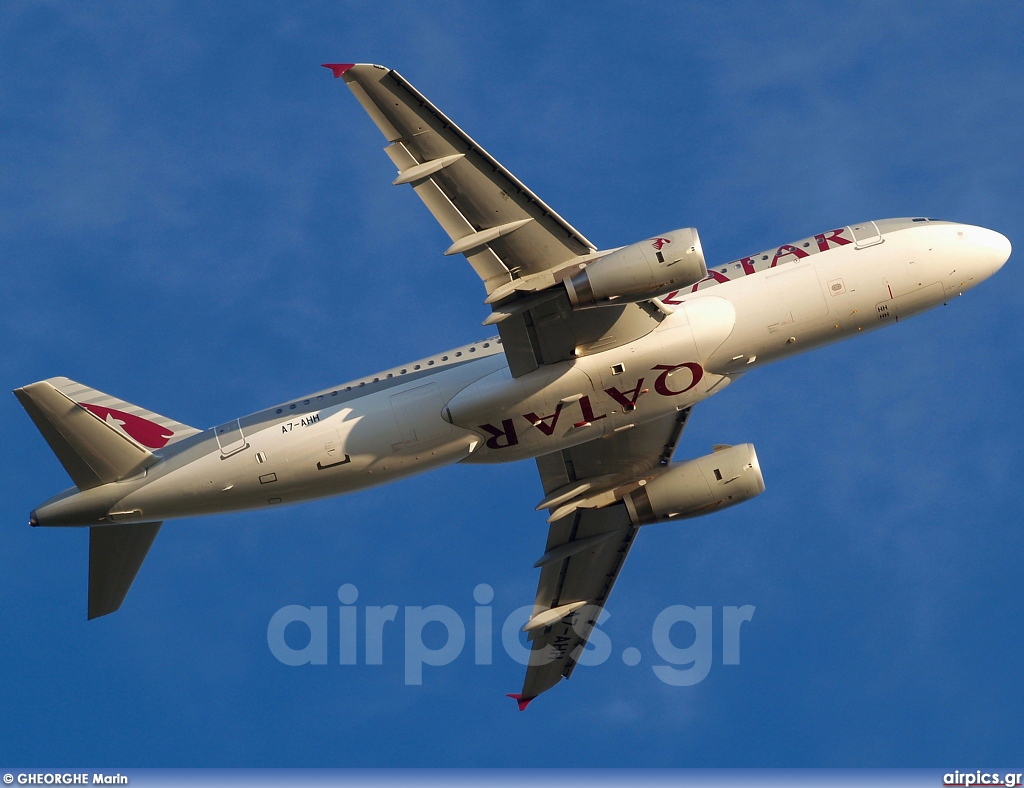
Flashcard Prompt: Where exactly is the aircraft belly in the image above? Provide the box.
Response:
[450,321,722,463]
[114,386,479,520]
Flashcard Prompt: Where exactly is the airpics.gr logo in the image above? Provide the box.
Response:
[267,583,756,688]
[79,403,175,449]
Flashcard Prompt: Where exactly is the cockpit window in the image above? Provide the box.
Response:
[912,217,930,222]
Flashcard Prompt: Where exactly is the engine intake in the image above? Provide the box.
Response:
[623,443,764,525]
[564,227,707,309]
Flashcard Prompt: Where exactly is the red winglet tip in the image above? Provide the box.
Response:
[506,693,533,712]
[321,63,355,78]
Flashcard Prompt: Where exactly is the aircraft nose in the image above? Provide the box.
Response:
[977,227,1011,277]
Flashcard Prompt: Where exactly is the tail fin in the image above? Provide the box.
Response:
[14,376,189,618]
[89,521,162,619]
[14,376,200,490]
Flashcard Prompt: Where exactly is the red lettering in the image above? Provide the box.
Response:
[523,403,564,436]
[738,256,757,275]
[604,378,647,411]
[577,395,607,424]
[652,363,704,396]
[479,419,519,449]
[770,244,809,267]
[689,270,731,292]
[662,291,685,305]
[814,228,851,251]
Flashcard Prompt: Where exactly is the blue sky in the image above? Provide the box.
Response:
[2,0,1022,768]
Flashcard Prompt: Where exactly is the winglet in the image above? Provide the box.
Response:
[321,63,355,78]
[506,693,534,712]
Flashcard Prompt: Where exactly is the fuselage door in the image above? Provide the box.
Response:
[850,221,883,249]
[215,418,248,458]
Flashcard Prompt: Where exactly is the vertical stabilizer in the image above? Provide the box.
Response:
[14,382,158,489]
[13,377,199,490]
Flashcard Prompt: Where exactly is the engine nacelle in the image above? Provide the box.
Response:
[623,443,764,525]
[564,227,707,309]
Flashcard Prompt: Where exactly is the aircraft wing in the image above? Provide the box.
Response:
[327,63,595,293]
[511,406,693,708]
[328,64,664,377]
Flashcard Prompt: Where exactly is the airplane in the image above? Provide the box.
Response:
[15,63,1010,710]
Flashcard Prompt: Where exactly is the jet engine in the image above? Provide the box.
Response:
[563,227,708,309]
[623,443,764,525]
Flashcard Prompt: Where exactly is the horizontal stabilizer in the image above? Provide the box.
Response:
[89,522,162,619]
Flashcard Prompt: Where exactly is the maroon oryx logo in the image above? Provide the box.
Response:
[80,403,175,449]
[651,237,671,251]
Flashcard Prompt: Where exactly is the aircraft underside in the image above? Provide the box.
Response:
[14,62,1010,707]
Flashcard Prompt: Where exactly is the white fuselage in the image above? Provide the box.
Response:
[32,219,1009,527]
